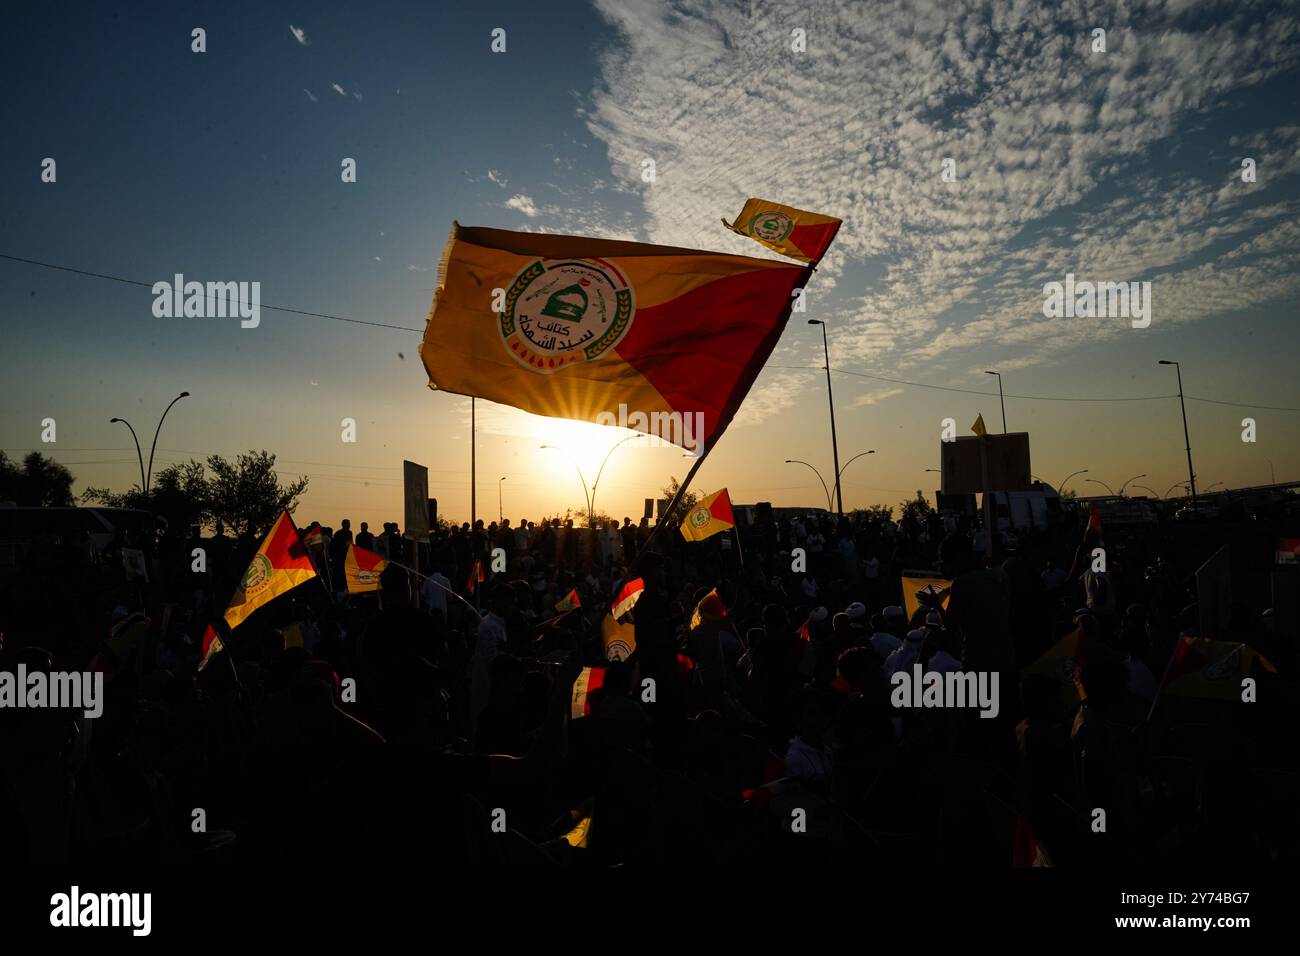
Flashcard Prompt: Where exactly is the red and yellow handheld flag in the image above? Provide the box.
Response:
[723,198,841,265]
[555,588,581,613]
[1162,636,1275,700]
[689,588,728,631]
[467,558,485,593]
[680,488,735,542]
[223,512,318,631]
[419,224,809,455]
[344,543,388,593]
[1021,626,1101,711]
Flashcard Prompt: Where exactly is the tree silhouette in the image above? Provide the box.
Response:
[0,451,75,507]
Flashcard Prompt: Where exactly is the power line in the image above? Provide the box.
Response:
[0,253,424,333]
[5,252,1299,411]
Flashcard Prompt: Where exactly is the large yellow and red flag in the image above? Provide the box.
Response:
[679,488,735,542]
[344,543,388,593]
[222,512,318,630]
[419,224,809,454]
[723,198,841,265]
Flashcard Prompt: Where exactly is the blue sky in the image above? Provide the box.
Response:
[3,0,1299,525]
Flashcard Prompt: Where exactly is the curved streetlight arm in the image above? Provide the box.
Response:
[786,459,832,512]
[832,450,875,509]
[590,433,641,519]
[1118,473,1147,497]
[1131,485,1160,499]
[1164,482,1189,499]
[1056,469,1087,495]
[146,392,190,494]
[542,445,592,521]
[1085,478,1116,496]
[110,417,147,494]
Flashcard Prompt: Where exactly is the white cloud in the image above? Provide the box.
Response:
[289,25,309,46]
[303,88,318,103]
[331,82,347,97]
[487,169,509,188]
[585,0,1300,383]
[505,194,540,217]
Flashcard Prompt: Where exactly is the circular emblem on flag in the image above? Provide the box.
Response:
[748,210,794,243]
[1202,647,1240,682]
[242,553,273,597]
[689,506,712,529]
[500,258,634,373]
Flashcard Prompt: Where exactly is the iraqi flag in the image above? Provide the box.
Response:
[570,666,606,719]
[1088,503,1104,544]
[679,488,735,543]
[223,512,318,631]
[344,543,388,593]
[601,613,636,662]
[611,577,645,619]
[197,624,224,672]
[723,198,841,265]
[420,224,810,456]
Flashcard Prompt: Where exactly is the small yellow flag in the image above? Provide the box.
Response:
[972,414,987,437]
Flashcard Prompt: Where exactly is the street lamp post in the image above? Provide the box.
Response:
[1118,473,1147,497]
[1086,478,1117,496]
[808,319,844,517]
[832,450,875,512]
[985,371,1007,432]
[1057,469,1088,496]
[785,459,832,513]
[1158,361,1198,512]
[109,417,147,494]
[1164,482,1189,499]
[145,391,190,494]
[590,433,640,522]
[541,445,592,524]
[1132,485,1161,499]
[498,476,506,523]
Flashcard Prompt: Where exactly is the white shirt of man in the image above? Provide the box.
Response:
[784,736,833,785]
[470,611,508,724]
[420,572,450,616]
[884,631,925,678]
[927,649,962,675]
[869,631,902,661]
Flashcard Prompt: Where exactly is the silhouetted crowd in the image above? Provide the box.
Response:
[2,501,1296,868]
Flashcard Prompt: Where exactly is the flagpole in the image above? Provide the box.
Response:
[733,525,745,567]
[1145,635,1185,724]
[631,449,710,569]
[384,558,483,622]
[471,396,477,527]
